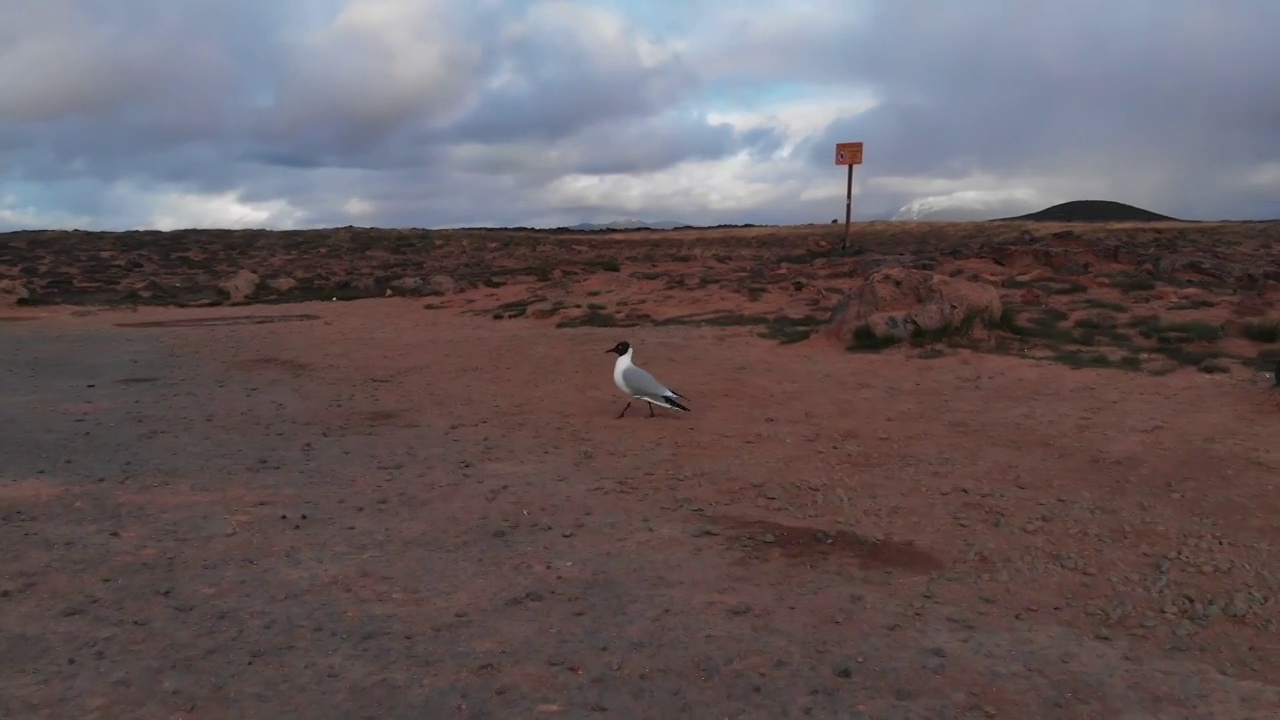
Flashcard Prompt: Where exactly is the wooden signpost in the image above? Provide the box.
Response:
[834,142,863,251]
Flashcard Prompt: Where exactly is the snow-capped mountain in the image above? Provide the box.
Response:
[892,189,1043,221]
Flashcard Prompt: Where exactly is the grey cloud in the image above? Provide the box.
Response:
[738,127,787,160]
[443,41,698,147]
[799,1,1280,219]
[2,0,292,188]
[2,0,284,127]
[547,113,739,176]
[257,166,547,229]
[0,1,144,123]
[2,0,740,231]
[263,10,486,156]
[255,2,706,170]
[9,1,1276,231]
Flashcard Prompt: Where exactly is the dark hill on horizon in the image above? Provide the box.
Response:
[993,200,1182,223]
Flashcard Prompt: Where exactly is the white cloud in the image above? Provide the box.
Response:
[708,92,879,157]
[0,196,40,227]
[0,195,85,229]
[686,0,873,81]
[271,0,484,135]
[515,2,679,72]
[144,189,306,231]
[891,188,1047,221]
[542,152,801,216]
[2,0,1278,230]
[870,172,1012,196]
[343,197,377,217]
[1239,162,1280,190]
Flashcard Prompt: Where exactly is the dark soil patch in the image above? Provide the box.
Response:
[115,314,322,329]
[712,517,946,574]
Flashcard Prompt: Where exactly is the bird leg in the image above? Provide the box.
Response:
[648,403,655,418]
[617,401,631,418]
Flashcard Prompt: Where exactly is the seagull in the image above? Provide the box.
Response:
[605,341,691,418]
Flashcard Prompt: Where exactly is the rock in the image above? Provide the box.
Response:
[219,270,260,303]
[826,268,1002,345]
[528,302,559,320]
[1018,288,1045,306]
[1244,265,1280,284]
[1153,255,1185,278]
[1168,296,1216,310]
[391,276,425,293]
[1224,595,1249,618]
[426,274,457,296]
[351,277,380,293]
[986,245,1098,275]
[1182,259,1234,282]
[123,278,174,301]
[1013,269,1052,283]
[1198,359,1230,374]
[266,277,298,293]
[854,256,907,274]
[1111,245,1140,265]
[1144,357,1180,375]
[0,279,30,307]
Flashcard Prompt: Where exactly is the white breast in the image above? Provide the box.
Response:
[612,353,631,394]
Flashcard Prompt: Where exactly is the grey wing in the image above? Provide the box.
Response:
[621,363,672,398]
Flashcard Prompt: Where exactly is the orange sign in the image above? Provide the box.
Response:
[835,142,863,166]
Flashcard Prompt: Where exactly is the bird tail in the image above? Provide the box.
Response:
[663,395,691,412]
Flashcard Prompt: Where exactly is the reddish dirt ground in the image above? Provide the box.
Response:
[3,221,1280,718]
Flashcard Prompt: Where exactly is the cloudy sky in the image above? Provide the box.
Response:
[2,0,1278,231]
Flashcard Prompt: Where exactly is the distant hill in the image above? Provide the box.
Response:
[993,200,1181,223]
[562,219,690,231]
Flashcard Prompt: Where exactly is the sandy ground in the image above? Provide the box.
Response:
[3,297,1280,719]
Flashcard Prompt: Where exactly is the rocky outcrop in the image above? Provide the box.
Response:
[391,277,425,293]
[0,279,30,307]
[826,268,1002,345]
[266,277,299,293]
[426,275,457,296]
[218,270,261,303]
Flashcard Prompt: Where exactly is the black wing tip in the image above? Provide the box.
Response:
[664,396,691,412]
